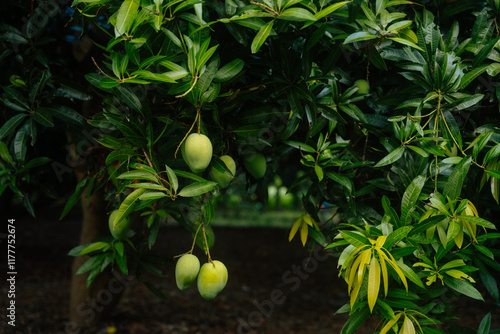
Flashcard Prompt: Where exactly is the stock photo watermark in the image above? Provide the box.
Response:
[4,218,17,327]
[237,246,330,334]
[64,270,135,334]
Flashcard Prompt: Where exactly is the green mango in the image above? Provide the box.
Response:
[108,209,131,239]
[211,155,236,188]
[175,254,201,290]
[243,153,266,179]
[181,133,213,173]
[197,260,228,300]
[354,79,370,95]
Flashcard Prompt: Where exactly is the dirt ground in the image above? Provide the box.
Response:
[1,210,499,334]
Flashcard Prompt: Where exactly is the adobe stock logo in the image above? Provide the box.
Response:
[236,246,330,334]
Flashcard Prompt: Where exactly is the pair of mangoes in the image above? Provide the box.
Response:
[182,133,267,181]
[175,254,228,300]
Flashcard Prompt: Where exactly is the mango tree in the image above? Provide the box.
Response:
[1,0,500,333]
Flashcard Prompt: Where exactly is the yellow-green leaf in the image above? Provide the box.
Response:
[380,313,403,334]
[289,216,302,242]
[303,214,315,227]
[300,221,308,246]
[350,275,363,308]
[454,224,464,248]
[347,251,364,290]
[380,249,408,291]
[368,256,381,313]
[378,249,389,296]
[445,269,475,283]
[375,235,387,247]
[357,249,372,286]
[400,315,416,334]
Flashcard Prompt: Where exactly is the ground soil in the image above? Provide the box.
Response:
[1,210,499,334]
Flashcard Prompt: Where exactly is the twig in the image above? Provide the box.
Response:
[176,75,199,98]
[174,112,199,158]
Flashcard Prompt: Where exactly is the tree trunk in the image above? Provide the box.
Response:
[65,135,130,332]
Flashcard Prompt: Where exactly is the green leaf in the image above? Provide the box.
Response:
[278,8,316,21]
[251,20,274,54]
[0,141,13,165]
[442,276,483,300]
[443,156,471,200]
[105,148,136,165]
[340,230,369,247]
[460,64,490,90]
[115,188,148,229]
[446,219,461,245]
[384,226,412,249]
[442,110,462,149]
[114,0,140,37]
[344,31,378,44]
[48,105,86,125]
[477,312,491,334]
[3,87,30,111]
[113,84,143,113]
[340,307,370,334]
[165,165,179,192]
[476,260,499,302]
[139,191,168,201]
[68,243,92,257]
[398,261,425,288]
[453,94,483,111]
[314,1,350,20]
[374,146,404,167]
[172,169,205,182]
[79,241,110,255]
[315,164,324,181]
[326,172,353,193]
[13,125,28,162]
[115,252,128,274]
[407,145,429,157]
[76,254,104,275]
[215,58,244,82]
[127,183,168,191]
[60,178,89,219]
[114,241,124,257]
[33,107,55,127]
[178,180,217,197]
[0,114,27,140]
[0,31,28,45]
[55,85,93,101]
[473,37,500,68]
[458,215,496,229]
[400,175,425,225]
[283,141,316,153]
[483,143,500,165]
[29,70,52,105]
[389,37,424,51]
[117,170,159,183]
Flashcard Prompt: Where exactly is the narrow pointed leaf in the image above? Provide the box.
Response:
[400,175,426,225]
[368,256,381,313]
[443,276,484,300]
[374,146,404,167]
[178,180,217,197]
[115,0,140,37]
[443,156,471,200]
[115,188,147,229]
[251,20,274,54]
[458,215,496,229]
